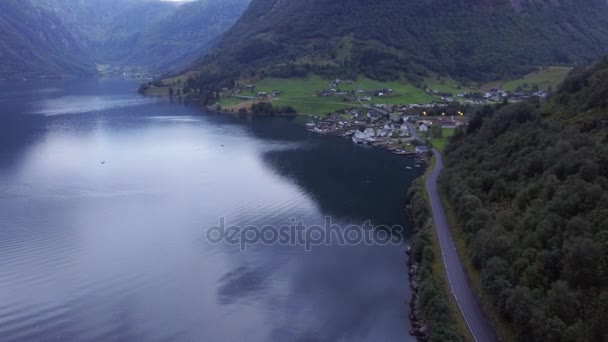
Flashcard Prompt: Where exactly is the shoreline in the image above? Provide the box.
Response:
[403,170,470,341]
[405,197,430,341]
[204,105,432,160]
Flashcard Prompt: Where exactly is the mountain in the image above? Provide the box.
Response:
[108,0,251,74]
[34,0,250,75]
[182,0,608,88]
[0,0,96,79]
[442,57,608,341]
[33,0,176,45]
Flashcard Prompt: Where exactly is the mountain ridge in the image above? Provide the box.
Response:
[181,0,608,89]
[0,0,96,79]
[109,0,250,74]
[1,0,249,79]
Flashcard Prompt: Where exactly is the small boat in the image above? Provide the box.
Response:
[406,166,413,170]
[392,149,408,155]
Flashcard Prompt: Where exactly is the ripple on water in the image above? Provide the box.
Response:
[31,96,160,116]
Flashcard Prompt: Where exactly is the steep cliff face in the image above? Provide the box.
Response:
[0,0,95,79]
[184,0,608,86]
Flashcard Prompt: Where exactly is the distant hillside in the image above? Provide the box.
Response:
[182,0,608,89]
[109,0,251,74]
[442,57,608,341]
[0,0,95,79]
[34,0,249,75]
[33,0,176,46]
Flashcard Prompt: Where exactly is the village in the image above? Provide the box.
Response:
[220,77,549,157]
[305,107,466,157]
[299,79,476,157]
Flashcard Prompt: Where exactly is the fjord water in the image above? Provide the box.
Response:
[0,79,423,341]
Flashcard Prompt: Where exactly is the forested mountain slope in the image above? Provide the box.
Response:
[0,0,95,79]
[442,57,608,341]
[183,0,608,89]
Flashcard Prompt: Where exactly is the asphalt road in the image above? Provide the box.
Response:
[426,149,498,342]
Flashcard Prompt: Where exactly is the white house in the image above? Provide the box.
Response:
[364,127,376,137]
[419,124,429,132]
[416,146,430,154]
[353,130,375,144]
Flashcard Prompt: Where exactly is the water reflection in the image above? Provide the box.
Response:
[0,79,421,341]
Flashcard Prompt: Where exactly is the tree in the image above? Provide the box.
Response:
[546,281,580,324]
[563,237,602,287]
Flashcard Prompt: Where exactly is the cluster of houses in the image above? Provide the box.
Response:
[243,85,283,99]
[316,79,356,97]
[256,90,282,98]
[316,79,396,102]
[373,102,446,112]
[307,97,471,150]
[317,89,350,97]
[352,122,411,144]
[427,87,548,104]
[305,107,457,157]
[482,89,548,102]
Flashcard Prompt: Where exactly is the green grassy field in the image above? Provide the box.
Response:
[217,96,247,107]
[221,67,572,115]
[429,127,456,152]
[249,75,437,115]
[346,78,435,105]
[424,76,477,94]
[483,66,572,91]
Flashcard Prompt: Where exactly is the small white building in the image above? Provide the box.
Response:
[416,146,430,154]
[353,130,374,143]
[419,124,429,132]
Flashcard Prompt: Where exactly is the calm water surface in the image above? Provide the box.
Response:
[0,79,423,341]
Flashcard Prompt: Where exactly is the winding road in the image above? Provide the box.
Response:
[426,149,498,342]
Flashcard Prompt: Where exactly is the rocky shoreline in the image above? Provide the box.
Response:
[403,178,465,342]
[405,204,430,341]
[407,246,429,340]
